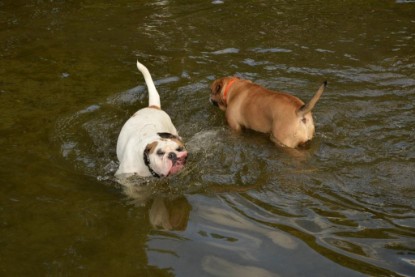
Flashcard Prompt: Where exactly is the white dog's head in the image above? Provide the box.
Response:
[143,133,188,178]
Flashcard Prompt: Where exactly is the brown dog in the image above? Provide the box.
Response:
[210,77,326,148]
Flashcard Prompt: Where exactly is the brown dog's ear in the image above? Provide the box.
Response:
[212,79,223,94]
[215,83,222,94]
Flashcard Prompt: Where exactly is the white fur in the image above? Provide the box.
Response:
[115,61,185,178]
[136,61,161,108]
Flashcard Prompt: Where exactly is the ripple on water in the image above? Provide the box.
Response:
[52,68,415,275]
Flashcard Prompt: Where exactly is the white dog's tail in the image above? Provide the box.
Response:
[136,61,161,108]
[297,81,327,117]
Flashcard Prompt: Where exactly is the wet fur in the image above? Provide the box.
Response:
[115,61,187,178]
[210,77,326,148]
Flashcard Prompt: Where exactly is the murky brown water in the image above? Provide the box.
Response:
[1,0,414,276]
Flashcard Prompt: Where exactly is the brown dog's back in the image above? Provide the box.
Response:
[210,77,326,148]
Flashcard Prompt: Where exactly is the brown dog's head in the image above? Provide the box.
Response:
[209,77,238,111]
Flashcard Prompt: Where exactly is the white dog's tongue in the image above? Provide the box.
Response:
[168,153,187,175]
[169,164,183,175]
[169,160,185,175]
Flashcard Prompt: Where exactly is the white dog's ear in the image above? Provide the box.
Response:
[144,141,158,154]
[143,141,160,178]
[157,132,181,140]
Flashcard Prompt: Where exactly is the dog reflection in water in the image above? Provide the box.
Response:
[120,178,191,231]
[149,196,191,231]
[119,175,260,231]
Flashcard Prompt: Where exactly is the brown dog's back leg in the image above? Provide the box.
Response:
[270,133,311,161]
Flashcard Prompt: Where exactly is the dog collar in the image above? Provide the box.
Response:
[223,78,237,104]
[143,150,161,178]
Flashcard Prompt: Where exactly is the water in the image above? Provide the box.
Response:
[1,0,414,276]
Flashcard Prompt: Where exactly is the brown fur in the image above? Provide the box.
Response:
[171,138,185,148]
[145,141,158,154]
[210,77,326,148]
[148,105,161,110]
[157,133,185,148]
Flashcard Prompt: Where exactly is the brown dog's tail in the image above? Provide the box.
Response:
[297,81,327,117]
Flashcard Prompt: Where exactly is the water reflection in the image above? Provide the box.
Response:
[52,68,415,274]
[2,0,415,275]
[146,194,369,276]
[117,175,192,231]
[149,196,191,231]
[201,256,278,277]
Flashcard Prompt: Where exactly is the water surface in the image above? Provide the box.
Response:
[1,0,414,276]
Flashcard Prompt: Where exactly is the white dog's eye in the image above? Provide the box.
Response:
[156,149,165,156]
[176,146,184,152]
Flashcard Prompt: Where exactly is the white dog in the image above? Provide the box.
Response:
[115,61,188,178]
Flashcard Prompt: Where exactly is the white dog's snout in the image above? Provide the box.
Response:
[168,152,177,161]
